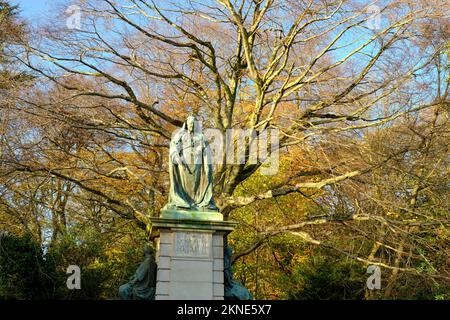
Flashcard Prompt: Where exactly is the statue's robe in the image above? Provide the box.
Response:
[224,246,253,300]
[118,252,157,300]
[168,128,216,210]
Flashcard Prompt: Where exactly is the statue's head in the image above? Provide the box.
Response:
[225,246,233,257]
[186,115,196,133]
[143,245,155,256]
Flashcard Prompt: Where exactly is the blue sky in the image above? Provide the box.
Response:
[10,0,404,84]
[12,0,54,19]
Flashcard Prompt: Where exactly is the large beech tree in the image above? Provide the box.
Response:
[1,0,448,285]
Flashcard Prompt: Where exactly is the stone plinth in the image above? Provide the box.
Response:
[150,208,237,300]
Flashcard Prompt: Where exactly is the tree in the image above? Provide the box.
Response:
[1,0,448,296]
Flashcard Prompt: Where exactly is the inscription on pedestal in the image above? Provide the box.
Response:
[174,232,211,258]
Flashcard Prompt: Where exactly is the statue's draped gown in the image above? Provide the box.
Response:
[168,125,216,210]
[118,250,157,300]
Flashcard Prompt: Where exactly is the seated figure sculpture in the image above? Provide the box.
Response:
[224,246,253,300]
[166,114,218,211]
[118,245,157,300]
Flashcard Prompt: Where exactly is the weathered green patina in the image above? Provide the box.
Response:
[161,206,223,221]
[224,246,253,300]
[118,245,157,300]
[167,115,218,211]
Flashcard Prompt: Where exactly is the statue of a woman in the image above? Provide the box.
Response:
[167,115,217,211]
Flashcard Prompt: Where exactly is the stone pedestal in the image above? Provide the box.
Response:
[150,208,237,300]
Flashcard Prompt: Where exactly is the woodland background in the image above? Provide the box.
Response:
[0,0,448,299]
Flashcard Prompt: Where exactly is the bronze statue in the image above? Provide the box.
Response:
[166,115,217,211]
[118,245,157,300]
[224,246,253,300]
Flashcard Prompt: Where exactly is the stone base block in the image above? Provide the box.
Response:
[150,210,236,300]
